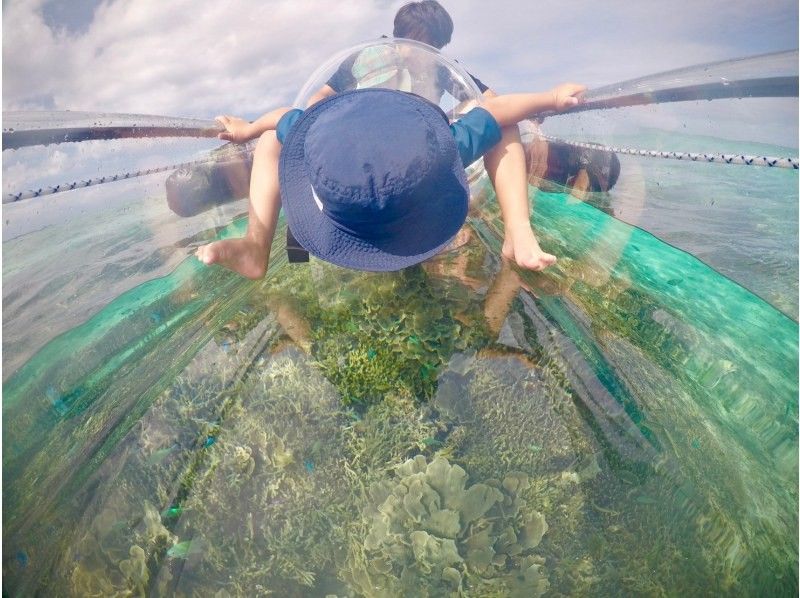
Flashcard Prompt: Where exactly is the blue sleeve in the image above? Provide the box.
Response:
[276,108,304,144]
[450,107,502,167]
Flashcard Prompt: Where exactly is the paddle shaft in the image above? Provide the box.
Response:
[538,75,798,119]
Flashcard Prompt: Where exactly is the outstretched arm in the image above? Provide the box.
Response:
[215,107,292,143]
[215,83,337,144]
[482,83,586,127]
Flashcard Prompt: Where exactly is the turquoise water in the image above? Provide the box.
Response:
[543,125,799,319]
[2,133,798,596]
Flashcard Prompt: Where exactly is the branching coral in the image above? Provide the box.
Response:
[166,349,357,595]
[433,351,595,480]
[311,267,489,406]
[266,261,490,407]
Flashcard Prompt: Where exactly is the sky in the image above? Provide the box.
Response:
[3,0,797,114]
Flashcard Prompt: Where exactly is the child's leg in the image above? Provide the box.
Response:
[483,124,557,271]
[195,131,282,279]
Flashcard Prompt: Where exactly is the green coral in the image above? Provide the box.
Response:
[268,262,490,406]
[312,269,485,405]
[343,455,549,597]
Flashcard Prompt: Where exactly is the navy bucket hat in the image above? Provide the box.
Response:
[279,88,469,271]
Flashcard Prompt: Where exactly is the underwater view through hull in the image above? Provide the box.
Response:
[2,156,798,596]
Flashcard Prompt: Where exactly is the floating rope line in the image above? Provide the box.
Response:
[539,133,799,170]
[6,132,796,204]
[3,150,253,204]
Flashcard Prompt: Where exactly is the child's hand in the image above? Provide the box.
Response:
[551,83,587,112]
[215,115,253,143]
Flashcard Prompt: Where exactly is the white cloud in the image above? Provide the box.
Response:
[2,0,797,145]
[3,0,395,116]
[446,0,797,90]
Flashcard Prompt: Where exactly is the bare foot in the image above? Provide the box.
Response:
[501,225,557,271]
[195,238,268,279]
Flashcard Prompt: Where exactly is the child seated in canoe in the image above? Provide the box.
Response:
[195,84,584,279]
[207,0,568,272]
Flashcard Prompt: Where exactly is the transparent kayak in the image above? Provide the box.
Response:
[2,45,797,596]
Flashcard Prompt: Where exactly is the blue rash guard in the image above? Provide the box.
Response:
[276,104,501,169]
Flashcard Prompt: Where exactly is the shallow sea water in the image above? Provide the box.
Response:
[2,132,798,596]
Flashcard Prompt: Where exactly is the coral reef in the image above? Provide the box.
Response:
[268,261,491,407]
[343,455,549,597]
[68,501,176,598]
[118,545,149,595]
[13,219,793,597]
[433,350,594,478]
[156,347,358,596]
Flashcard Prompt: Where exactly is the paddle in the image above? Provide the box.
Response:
[540,49,798,118]
[2,111,222,150]
[3,50,796,150]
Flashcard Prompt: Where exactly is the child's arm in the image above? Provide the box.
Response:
[482,83,586,127]
[215,82,337,144]
[215,107,292,143]
[306,84,337,107]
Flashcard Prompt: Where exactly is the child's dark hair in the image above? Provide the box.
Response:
[578,147,621,191]
[393,1,454,49]
[547,143,621,192]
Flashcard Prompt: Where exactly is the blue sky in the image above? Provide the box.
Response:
[2,0,798,145]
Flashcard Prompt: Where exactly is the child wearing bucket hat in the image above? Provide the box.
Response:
[209,2,580,273]
[196,83,584,278]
